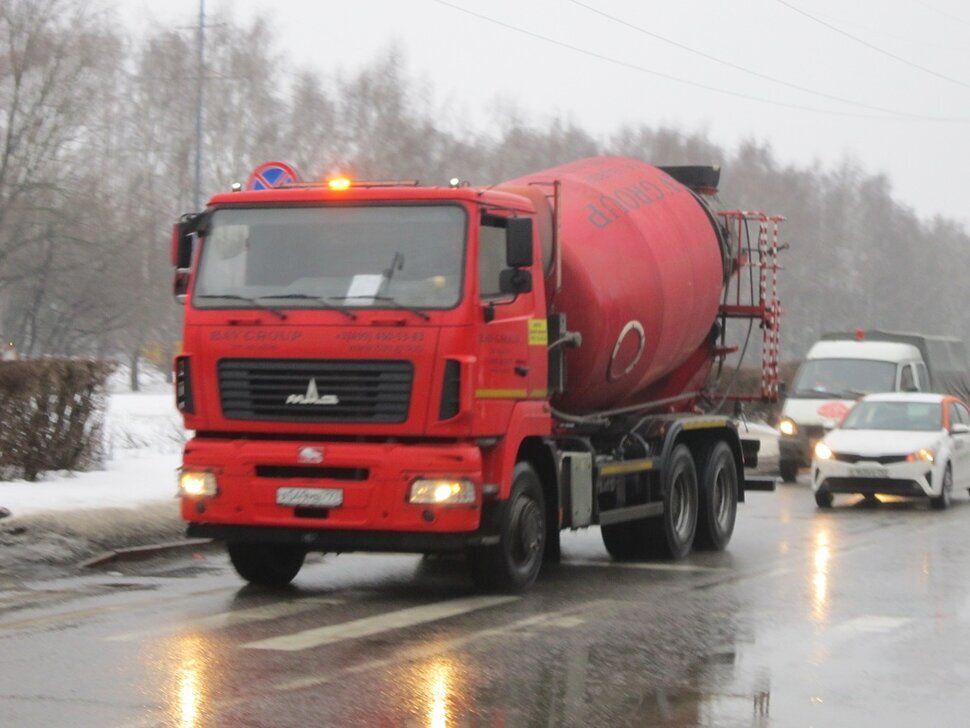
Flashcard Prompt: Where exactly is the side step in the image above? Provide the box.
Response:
[744,475,777,492]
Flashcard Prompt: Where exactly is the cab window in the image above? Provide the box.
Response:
[478,222,508,301]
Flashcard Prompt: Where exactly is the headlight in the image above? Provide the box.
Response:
[779,418,797,436]
[906,448,935,463]
[408,478,475,505]
[814,442,833,460]
[179,469,218,497]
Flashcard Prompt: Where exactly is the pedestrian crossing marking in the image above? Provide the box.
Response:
[242,595,517,652]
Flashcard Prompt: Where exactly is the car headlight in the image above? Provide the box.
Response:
[178,469,218,497]
[906,448,935,463]
[814,442,833,460]
[779,418,798,436]
[408,478,475,504]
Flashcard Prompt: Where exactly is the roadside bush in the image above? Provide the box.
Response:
[0,360,114,481]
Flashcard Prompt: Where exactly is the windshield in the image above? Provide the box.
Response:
[791,358,896,398]
[193,205,466,310]
[841,401,942,431]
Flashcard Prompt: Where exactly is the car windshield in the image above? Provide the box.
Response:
[193,205,466,310]
[791,358,896,398]
[840,401,941,431]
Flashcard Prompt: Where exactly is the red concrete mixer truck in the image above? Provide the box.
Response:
[171,156,784,591]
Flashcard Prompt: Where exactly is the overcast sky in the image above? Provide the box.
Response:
[121,0,970,227]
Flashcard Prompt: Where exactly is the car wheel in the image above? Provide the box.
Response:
[814,490,833,508]
[779,460,799,483]
[931,464,953,511]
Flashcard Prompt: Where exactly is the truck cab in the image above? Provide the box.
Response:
[778,338,926,482]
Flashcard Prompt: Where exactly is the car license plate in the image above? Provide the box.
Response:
[276,487,343,508]
[850,466,888,479]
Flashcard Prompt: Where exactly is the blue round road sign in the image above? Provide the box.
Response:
[246,161,300,191]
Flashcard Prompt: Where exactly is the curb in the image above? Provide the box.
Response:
[77,537,213,569]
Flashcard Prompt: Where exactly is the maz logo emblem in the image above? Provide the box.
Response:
[286,378,340,405]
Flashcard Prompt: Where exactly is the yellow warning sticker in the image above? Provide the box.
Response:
[528,319,548,346]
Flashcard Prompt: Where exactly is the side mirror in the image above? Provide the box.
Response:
[777,382,788,400]
[171,221,194,269]
[952,423,970,435]
[499,268,532,295]
[505,217,533,268]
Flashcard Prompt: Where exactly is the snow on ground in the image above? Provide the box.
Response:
[0,372,185,519]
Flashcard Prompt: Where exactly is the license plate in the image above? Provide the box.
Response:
[276,487,343,508]
[850,466,888,479]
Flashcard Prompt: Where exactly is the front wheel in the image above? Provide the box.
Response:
[468,462,546,592]
[814,490,833,509]
[931,465,953,510]
[227,542,306,586]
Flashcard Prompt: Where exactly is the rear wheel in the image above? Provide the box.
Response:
[644,444,698,559]
[694,441,738,551]
[931,465,953,510]
[814,490,833,508]
[468,462,546,592]
[227,542,306,586]
[779,459,799,483]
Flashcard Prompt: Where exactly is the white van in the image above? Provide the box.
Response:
[778,337,928,482]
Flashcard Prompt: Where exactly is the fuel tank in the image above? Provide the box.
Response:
[502,156,726,414]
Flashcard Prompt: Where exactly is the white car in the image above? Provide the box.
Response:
[811,392,970,509]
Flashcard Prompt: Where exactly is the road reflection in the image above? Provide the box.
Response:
[146,631,222,728]
[812,527,831,624]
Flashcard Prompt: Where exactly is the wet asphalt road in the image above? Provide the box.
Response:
[3,478,970,727]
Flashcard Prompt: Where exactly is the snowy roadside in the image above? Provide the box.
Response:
[0,386,188,574]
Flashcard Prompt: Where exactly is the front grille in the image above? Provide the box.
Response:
[802,425,826,440]
[255,465,368,481]
[219,359,413,423]
[832,453,908,464]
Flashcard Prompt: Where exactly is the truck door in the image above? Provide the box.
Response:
[475,218,546,409]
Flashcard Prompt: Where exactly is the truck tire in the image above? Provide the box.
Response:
[468,462,546,592]
[694,441,738,551]
[601,519,647,560]
[227,542,306,586]
[645,444,698,559]
[779,459,799,483]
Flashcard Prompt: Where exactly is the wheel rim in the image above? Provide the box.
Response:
[510,495,543,569]
[670,469,695,541]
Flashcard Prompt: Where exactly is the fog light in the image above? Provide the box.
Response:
[179,469,218,497]
[409,478,475,504]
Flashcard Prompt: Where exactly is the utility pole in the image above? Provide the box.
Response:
[193,0,206,210]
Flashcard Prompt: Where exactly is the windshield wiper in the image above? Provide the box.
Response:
[330,294,431,321]
[259,294,358,320]
[196,294,287,320]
